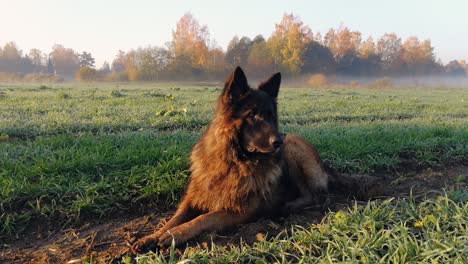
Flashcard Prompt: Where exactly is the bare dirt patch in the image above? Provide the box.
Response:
[1,165,467,264]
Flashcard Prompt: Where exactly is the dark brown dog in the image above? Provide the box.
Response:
[133,67,345,251]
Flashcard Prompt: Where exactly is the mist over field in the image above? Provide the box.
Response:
[304,75,468,88]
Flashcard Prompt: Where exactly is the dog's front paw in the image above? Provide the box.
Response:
[157,227,189,248]
[132,234,160,254]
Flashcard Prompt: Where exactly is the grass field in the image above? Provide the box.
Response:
[0,82,467,263]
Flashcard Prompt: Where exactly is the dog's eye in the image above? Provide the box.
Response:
[247,111,256,118]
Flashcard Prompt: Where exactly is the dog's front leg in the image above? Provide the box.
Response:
[157,210,251,247]
[132,200,196,253]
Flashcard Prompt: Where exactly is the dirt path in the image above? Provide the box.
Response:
[1,165,467,264]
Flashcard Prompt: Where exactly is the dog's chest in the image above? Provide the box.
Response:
[247,158,284,202]
[188,151,285,213]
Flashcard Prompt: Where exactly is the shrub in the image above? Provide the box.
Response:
[371,77,393,88]
[108,71,129,82]
[307,73,328,87]
[0,72,23,82]
[0,72,63,83]
[76,67,97,81]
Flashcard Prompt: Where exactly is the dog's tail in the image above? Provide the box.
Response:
[324,164,385,200]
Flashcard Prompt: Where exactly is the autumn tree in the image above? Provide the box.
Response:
[111,50,126,74]
[50,44,79,77]
[225,36,253,69]
[205,44,227,79]
[445,60,466,76]
[99,61,111,75]
[169,12,210,78]
[323,29,336,53]
[75,66,97,81]
[301,41,335,74]
[167,53,192,79]
[322,27,362,74]
[268,13,312,76]
[325,27,361,61]
[47,58,55,75]
[125,50,139,81]
[377,33,403,74]
[252,35,266,45]
[0,42,25,72]
[459,60,468,74]
[356,37,381,75]
[225,36,240,66]
[136,46,170,81]
[246,38,275,78]
[29,48,45,72]
[359,37,377,60]
[78,51,95,68]
[110,50,138,81]
[400,36,437,74]
[123,50,138,81]
[75,51,97,81]
[1,42,22,61]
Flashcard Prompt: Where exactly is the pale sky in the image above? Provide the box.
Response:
[1,0,467,66]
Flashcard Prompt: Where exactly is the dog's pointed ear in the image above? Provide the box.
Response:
[258,72,281,98]
[223,66,249,103]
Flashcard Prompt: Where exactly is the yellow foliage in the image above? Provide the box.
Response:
[268,13,312,75]
[126,66,139,81]
[75,67,97,81]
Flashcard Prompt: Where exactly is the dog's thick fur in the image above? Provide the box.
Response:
[133,67,345,251]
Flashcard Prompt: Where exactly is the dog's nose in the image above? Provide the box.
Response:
[270,137,283,149]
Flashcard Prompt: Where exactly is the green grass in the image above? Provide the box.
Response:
[133,194,468,263]
[0,132,194,236]
[0,82,467,261]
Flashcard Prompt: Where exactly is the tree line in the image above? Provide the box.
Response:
[1,13,467,82]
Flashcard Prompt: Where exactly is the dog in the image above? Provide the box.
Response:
[133,67,365,252]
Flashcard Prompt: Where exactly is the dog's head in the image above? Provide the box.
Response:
[218,67,282,154]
